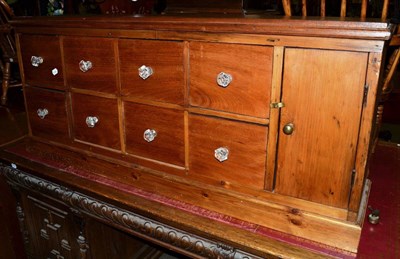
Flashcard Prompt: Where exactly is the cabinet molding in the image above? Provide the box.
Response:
[0,164,261,259]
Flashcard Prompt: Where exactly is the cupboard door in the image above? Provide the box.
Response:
[275,48,368,208]
[21,193,83,259]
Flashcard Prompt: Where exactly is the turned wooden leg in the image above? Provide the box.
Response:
[372,104,384,153]
[1,61,11,106]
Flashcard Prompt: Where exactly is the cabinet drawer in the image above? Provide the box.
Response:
[124,102,184,166]
[25,87,69,142]
[189,114,267,189]
[72,93,120,150]
[119,40,185,105]
[189,42,273,118]
[19,35,64,89]
[64,37,117,93]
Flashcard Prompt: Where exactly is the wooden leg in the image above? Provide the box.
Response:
[372,104,384,153]
[372,48,400,151]
[1,61,11,106]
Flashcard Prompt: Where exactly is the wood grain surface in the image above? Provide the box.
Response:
[275,48,368,208]
[189,42,273,118]
[19,35,65,89]
[72,93,120,150]
[119,39,185,105]
[25,86,70,143]
[63,37,117,93]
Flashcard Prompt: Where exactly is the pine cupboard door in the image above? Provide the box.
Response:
[275,48,368,208]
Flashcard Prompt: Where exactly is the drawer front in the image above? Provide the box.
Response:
[189,42,273,118]
[19,35,64,89]
[25,87,69,142]
[189,114,267,189]
[63,37,117,93]
[119,40,185,105]
[72,93,120,150]
[124,102,184,166]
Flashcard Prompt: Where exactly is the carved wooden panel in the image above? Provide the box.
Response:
[0,164,261,259]
[19,192,84,259]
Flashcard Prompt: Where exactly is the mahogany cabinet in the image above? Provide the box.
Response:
[0,15,394,258]
[3,180,186,259]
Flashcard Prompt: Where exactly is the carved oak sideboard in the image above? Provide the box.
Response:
[0,15,393,258]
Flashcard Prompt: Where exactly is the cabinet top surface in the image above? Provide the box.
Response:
[11,14,394,40]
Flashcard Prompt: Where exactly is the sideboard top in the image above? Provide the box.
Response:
[11,14,394,40]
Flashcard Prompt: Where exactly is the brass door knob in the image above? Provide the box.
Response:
[283,123,294,135]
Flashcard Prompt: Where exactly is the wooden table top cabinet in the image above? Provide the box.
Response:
[0,15,394,258]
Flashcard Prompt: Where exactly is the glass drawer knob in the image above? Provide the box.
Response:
[85,116,98,128]
[37,108,49,119]
[216,72,233,88]
[79,60,93,72]
[138,65,153,80]
[31,56,43,67]
[143,129,157,142]
[215,147,229,162]
[52,68,59,76]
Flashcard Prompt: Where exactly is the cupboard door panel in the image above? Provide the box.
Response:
[275,48,368,208]
[21,193,82,259]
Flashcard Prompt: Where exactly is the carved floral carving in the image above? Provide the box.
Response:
[0,164,258,259]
